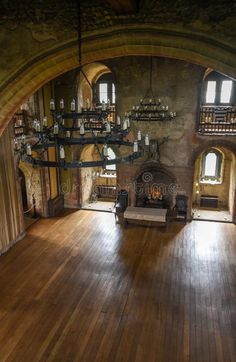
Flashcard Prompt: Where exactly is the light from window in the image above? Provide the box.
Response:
[206,81,216,103]
[99,83,108,103]
[204,152,217,176]
[220,80,232,103]
[106,147,116,171]
[112,83,116,104]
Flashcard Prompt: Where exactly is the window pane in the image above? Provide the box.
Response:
[206,81,216,103]
[205,153,217,176]
[99,83,108,103]
[112,83,116,104]
[220,80,232,103]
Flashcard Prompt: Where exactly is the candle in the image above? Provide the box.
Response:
[60,98,64,110]
[117,116,121,126]
[123,119,127,130]
[80,123,85,135]
[66,130,71,138]
[145,134,149,146]
[26,144,32,156]
[70,99,76,111]
[105,122,111,133]
[14,140,20,151]
[137,130,142,141]
[50,99,55,111]
[133,141,138,153]
[36,122,41,132]
[102,101,106,111]
[43,116,48,127]
[103,144,108,157]
[59,146,65,159]
[53,123,59,135]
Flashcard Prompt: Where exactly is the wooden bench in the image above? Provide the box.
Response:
[124,206,167,226]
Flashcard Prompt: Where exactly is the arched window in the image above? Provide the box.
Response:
[94,73,116,105]
[201,149,223,183]
[105,147,116,171]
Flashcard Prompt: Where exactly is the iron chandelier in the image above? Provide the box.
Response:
[14,0,149,169]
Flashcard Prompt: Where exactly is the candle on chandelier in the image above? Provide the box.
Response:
[117,116,121,125]
[26,144,32,156]
[70,99,76,112]
[53,123,59,135]
[80,123,85,135]
[105,122,111,133]
[59,146,65,159]
[103,144,108,157]
[145,134,149,146]
[137,130,142,141]
[50,99,55,111]
[133,141,138,153]
[35,122,41,132]
[14,140,20,151]
[60,99,64,110]
[43,116,48,127]
[123,119,127,130]
[102,101,106,111]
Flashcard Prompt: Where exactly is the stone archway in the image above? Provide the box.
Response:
[1,25,236,135]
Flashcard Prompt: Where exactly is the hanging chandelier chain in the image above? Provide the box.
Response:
[77,0,82,68]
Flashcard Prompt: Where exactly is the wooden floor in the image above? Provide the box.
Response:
[0,210,235,362]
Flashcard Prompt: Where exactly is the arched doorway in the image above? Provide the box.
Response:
[79,145,117,212]
[192,146,236,222]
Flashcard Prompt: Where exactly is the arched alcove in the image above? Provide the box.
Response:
[192,145,236,222]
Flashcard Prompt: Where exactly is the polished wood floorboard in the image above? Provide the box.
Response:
[0,210,235,362]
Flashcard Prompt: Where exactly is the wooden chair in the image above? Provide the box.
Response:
[174,195,188,221]
[113,189,128,222]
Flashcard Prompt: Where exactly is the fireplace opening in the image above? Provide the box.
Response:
[135,167,176,209]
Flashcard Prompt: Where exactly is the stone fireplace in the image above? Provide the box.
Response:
[135,164,176,209]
